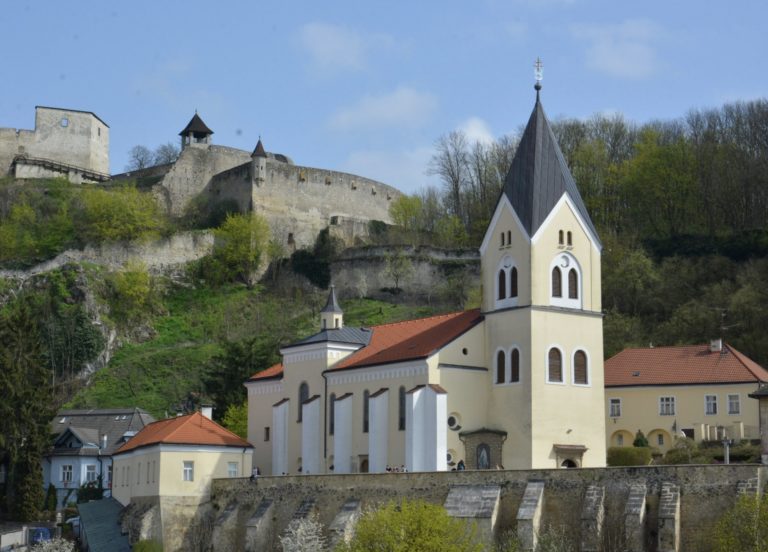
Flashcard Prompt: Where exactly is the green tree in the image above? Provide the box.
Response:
[108,262,158,323]
[221,401,248,439]
[339,499,482,552]
[713,493,768,552]
[384,249,415,293]
[632,430,649,448]
[389,195,423,241]
[78,186,164,243]
[211,213,270,286]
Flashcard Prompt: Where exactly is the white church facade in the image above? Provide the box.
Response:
[245,87,607,474]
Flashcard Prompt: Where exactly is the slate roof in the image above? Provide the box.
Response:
[321,285,343,313]
[49,408,154,457]
[251,138,267,158]
[502,94,600,245]
[114,412,252,454]
[179,113,213,136]
[282,326,373,349]
[78,498,131,552]
[605,343,768,387]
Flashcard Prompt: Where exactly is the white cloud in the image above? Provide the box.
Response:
[458,117,495,145]
[330,87,438,131]
[341,147,436,195]
[571,19,662,79]
[298,22,395,73]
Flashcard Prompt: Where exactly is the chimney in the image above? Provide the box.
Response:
[201,405,213,420]
[710,339,723,353]
[101,434,108,449]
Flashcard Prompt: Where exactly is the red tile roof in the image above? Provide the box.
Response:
[605,343,768,387]
[114,412,251,454]
[246,309,483,380]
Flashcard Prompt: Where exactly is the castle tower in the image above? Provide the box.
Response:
[479,68,605,469]
[320,285,343,330]
[251,138,267,186]
[179,112,213,150]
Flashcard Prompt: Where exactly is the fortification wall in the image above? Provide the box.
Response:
[331,245,480,301]
[0,128,34,175]
[193,464,765,552]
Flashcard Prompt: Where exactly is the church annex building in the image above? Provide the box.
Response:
[245,88,607,474]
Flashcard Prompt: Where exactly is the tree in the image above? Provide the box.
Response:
[338,499,482,552]
[389,195,423,241]
[429,131,470,225]
[107,262,157,323]
[384,249,414,293]
[221,401,248,438]
[79,186,164,243]
[153,142,180,165]
[279,515,326,552]
[713,492,768,552]
[632,430,649,448]
[126,145,153,171]
[210,213,270,286]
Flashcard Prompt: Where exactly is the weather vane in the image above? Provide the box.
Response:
[534,57,543,92]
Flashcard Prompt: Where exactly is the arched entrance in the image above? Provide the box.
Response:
[561,459,577,468]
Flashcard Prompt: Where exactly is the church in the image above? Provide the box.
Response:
[245,82,606,474]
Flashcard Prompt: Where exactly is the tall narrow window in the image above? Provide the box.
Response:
[398,386,406,431]
[728,394,740,415]
[498,270,506,300]
[548,348,563,383]
[500,232,505,246]
[609,399,621,417]
[496,350,506,384]
[558,230,564,245]
[568,269,578,299]
[298,382,309,422]
[567,231,573,246]
[511,348,520,382]
[705,395,717,415]
[507,230,511,244]
[510,267,518,298]
[183,461,194,481]
[574,350,588,384]
[363,390,370,433]
[329,393,336,435]
[552,268,562,297]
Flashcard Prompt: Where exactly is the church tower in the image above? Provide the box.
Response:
[251,138,267,186]
[320,285,343,330]
[479,62,605,468]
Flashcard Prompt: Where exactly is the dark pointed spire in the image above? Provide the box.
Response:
[501,91,601,246]
[321,285,342,314]
[179,113,213,137]
[251,137,267,158]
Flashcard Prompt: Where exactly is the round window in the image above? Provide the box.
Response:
[447,412,462,430]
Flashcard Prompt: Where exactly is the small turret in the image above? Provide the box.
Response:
[320,285,343,330]
[251,138,267,186]
[179,112,213,150]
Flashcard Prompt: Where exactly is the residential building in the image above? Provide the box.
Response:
[245,84,607,474]
[43,408,153,507]
[604,340,768,452]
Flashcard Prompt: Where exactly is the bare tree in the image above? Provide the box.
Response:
[428,131,470,224]
[153,142,180,165]
[125,145,153,171]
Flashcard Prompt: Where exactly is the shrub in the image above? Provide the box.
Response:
[107,262,158,323]
[78,186,164,243]
[30,539,75,552]
[632,430,649,448]
[133,540,164,552]
[606,446,652,466]
[712,493,768,551]
[279,515,326,552]
[338,499,482,552]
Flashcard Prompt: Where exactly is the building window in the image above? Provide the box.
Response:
[573,350,588,385]
[659,396,675,416]
[496,350,505,384]
[61,465,72,483]
[507,230,511,244]
[551,268,562,298]
[363,390,370,433]
[548,348,563,383]
[228,462,238,478]
[497,270,506,300]
[329,393,336,435]
[264,427,270,441]
[609,398,621,418]
[617,434,624,446]
[85,465,96,483]
[147,462,150,484]
[510,267,518,297]
[567,231,573,246]
[558,230,564,245]
[705,395,718,415]
[728,394,740,415]
[298,382,309,422]
[657,434,664,446]
[183,461,194,482]
[568,269,578,299]
[398,386,406,431]
[510,348,520,382]
[501,232,505,246]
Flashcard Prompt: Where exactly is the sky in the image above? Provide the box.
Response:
[1,0,766,194]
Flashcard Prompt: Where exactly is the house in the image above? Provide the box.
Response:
[43,408,154,507]
[604,340,768,452]
[245,83,607,474]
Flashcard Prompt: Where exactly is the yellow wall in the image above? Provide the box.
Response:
[605,383,761,453]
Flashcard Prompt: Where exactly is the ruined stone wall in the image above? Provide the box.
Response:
[331,245,480,302]
[202,464,764,552]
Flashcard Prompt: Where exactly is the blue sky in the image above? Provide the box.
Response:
[1,0,765,193]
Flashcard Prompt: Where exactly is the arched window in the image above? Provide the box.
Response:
[500,232,505,246]
[568,269,578,299]
[548,348,563,383]
[574,350,588,385]
[298,382,309,422]
[551,267,562,298]
[363,390,370,433]
[498,270,506,300]
[398,386,406,431]
[511,348,520,382]
[567,231,573,246]
[510,267,518,298]
[558,230,564,245]
[507,230,511,245]
[329,393,336,435]
[496,350,506,384]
